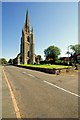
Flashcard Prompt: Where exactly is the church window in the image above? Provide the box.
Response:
[28,51,29,57]
[28,36,30,42]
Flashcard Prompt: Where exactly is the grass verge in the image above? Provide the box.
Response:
[20,64,71,69]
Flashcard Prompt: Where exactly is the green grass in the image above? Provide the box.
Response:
[20,64,71,69]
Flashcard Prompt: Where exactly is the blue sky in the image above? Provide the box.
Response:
[0,2,2,59]
[2,2,78,61]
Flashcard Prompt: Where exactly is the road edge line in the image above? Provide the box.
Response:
[3,69,22,119]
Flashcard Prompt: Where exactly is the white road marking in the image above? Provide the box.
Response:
[23,71,26,74]
[27,73,35,78]
[3,69,22,119]
[44,80,80,98]
[23,72,35,78]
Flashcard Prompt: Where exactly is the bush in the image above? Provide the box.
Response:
[55,59,62,65]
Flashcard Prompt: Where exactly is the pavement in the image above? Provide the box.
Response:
[2,65,79,118]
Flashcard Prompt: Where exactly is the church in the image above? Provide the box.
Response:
[13,10,35,65]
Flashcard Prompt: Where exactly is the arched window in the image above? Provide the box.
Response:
[28,51,29,57]
[28,36,30,42]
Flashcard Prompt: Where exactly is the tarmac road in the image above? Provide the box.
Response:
[2,65,79,118]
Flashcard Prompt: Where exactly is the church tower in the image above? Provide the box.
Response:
[22,10,31,64]
[19,10,35,64]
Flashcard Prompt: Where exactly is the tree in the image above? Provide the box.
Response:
[44,45,61,62]
[66,44,80,65]
[35,55,42,64]
[8,58,13,64]
[1,58,7,65]
[66,51,71,55]
[70,44,80,54]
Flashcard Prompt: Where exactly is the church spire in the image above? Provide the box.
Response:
[24,9,30,33]
[25,10,29,26]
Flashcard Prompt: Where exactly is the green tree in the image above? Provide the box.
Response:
[35,55,42,64]
[44,45,61,62]
[36,55,42,61]
[70,44,80,54]
[1,58,7,65]
[8,58,13,64]
[66,44,80,64]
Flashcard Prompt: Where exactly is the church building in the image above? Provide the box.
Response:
[13,10,35,65]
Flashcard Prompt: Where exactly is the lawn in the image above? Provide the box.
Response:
[20,64,71,69]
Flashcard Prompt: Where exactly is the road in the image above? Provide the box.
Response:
[2,65,79,118]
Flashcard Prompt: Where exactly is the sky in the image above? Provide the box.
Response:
[2,2,78,61]
[0,2,2,60]
[78,2,80,44]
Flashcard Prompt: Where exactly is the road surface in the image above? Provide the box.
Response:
[2,65,79,118]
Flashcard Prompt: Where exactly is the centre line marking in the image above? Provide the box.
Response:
[23,71,26,74]
[23,72,35,78]
[3,69,22,119]
[27,73,35,78]
[44,80,80,98]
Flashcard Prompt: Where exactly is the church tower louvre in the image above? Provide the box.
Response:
[17,10,35,65]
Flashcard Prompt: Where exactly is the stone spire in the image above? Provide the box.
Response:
[24,10,30,33]
[26,10,29,26]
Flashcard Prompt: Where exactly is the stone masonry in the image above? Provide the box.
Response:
[13,10,35,65]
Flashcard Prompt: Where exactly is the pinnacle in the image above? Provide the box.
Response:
[31,27,33,33]
[26,10,28,19]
